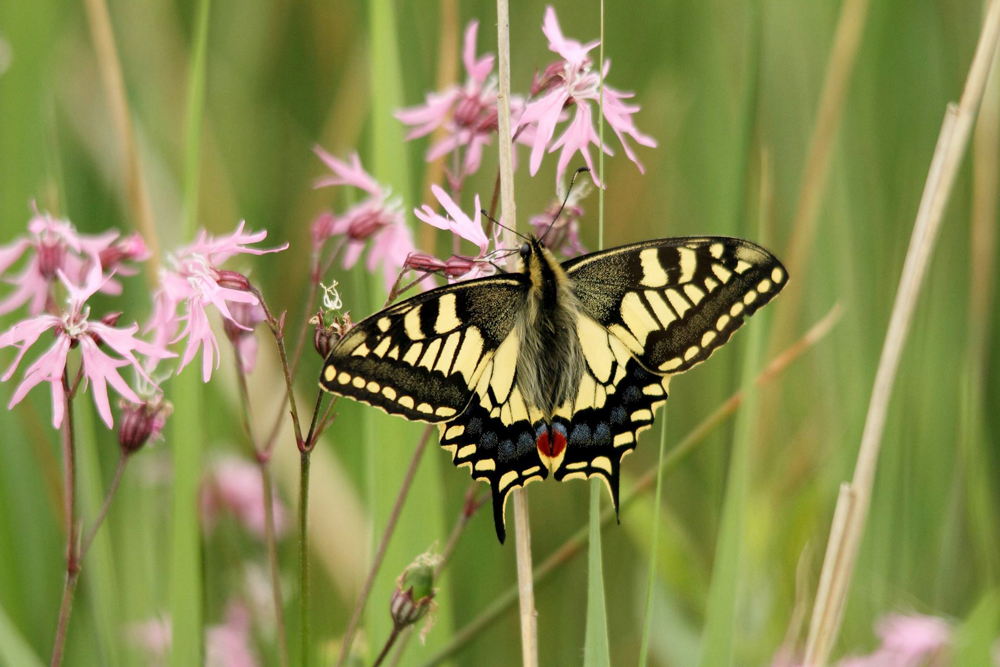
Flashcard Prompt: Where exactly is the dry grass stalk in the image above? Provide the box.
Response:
[82,0,160,277]
[803,2,1000,663]
[494,1,538,665]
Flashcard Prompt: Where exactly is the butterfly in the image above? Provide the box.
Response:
[319,234,786,542]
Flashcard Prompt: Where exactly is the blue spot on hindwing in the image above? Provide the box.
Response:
[570,424,591,446]
[498,439,515,462]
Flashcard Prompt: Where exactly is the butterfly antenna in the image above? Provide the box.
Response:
[540,166,590,244]
[480,209,528,241]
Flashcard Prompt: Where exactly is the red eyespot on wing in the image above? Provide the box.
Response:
[536,424,567,458]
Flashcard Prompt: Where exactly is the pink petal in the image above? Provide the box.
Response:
[0,238,30,275]
[463,21,494,84]
[313,148,382,196]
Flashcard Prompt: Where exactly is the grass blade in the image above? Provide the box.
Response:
[171,0,211,663]
[698,298,764,667]
[583,479,611,667]
[0,600,44,667]
[637,419,668,666]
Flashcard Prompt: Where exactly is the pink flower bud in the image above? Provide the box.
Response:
[215,269,252,291]
[118,399,171,454]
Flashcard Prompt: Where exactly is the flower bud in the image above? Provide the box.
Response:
[311,310,353,359]
[215,269,252,291]
[118,398,171,455]
[390,551,442,640]
[99,233,150,269]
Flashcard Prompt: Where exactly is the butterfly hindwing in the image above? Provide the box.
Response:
[552,319,671,512]
[564,237,787,375]
[320,275,529,422]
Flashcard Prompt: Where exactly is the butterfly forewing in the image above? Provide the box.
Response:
[564,237,787,375]
[320,275,529,422]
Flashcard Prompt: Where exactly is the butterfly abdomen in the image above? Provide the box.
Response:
[515,241,586,419]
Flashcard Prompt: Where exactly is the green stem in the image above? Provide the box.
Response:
[637,419,668,666]
[78,452,127,560]
[49,374,78,667]
[372,627,402,667]
[232,343,290,667]
[299,451,311,667]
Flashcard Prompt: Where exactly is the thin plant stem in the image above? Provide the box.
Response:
[78,452,127,560]
[336,426,434,667]
[419,305,842,666]
[255,288,305,448]
[299,451,311,667]
[803,4,1000,663]
[372,627,403,667]
[50,373,78,667]
[494,1,537,664]
[231,344,290,667]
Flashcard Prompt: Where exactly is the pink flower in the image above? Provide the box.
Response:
[313,149,416,292]
[201,456,288,539]
[147,221,286,382]
[518,6,656,185]
[127,602,259,667]
[413,186,502,282]
[1,264,174,428]
[837,614,952,667]
[396,21,533,179]
[0,209,143,316]
[206,603,259,667]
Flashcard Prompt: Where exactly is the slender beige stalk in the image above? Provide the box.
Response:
[494,1,537,665]
[82,0,160,278]
[771,0,871,345]
[803,3,1000,664]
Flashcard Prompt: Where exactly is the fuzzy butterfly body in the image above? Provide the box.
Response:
[319,235,786,542]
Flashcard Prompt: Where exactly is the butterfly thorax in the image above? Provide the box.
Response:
[514,237,586,423]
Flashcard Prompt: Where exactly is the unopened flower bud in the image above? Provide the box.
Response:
[99,233,150,269]
[390,551,442,640]
[215,269,252,291]
[118,399,171,455]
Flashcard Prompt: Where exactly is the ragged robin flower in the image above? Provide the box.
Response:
[0,263,174,428]
[396,21,535,181]
[313,149,416,293]
[146,221,286,382]
[518,6,657,186]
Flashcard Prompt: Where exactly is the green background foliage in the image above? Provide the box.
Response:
[1,0,998,664]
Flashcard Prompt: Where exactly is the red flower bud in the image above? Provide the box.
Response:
[118,399,171,455]
[215,270,252,291]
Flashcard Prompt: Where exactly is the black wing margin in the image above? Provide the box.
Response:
[564,237,787,375]
[319,275,529,422]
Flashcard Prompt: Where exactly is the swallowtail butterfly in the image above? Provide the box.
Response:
[319,235,786,542]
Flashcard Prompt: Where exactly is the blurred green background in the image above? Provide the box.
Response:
[1,0,999,664]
